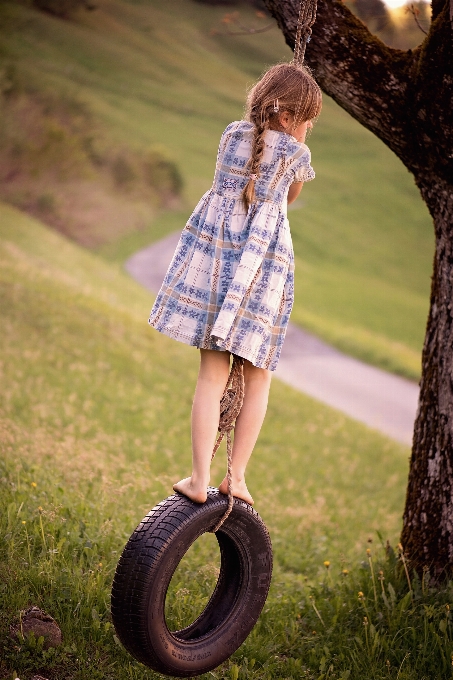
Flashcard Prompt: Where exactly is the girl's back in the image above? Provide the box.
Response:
[214,120,314,207]
[149,117,314,371]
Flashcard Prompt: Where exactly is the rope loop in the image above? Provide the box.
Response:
[211,354,245,533]
[293,0,318,65]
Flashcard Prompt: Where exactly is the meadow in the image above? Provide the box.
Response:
[0,2,447,679]
[1,204,452,680]
[0,0,434,378]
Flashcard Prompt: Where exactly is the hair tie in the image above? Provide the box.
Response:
[273,99,279,113]
[249,174,258,181]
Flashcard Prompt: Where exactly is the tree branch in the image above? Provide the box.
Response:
[407,4,428,35]
[264,0,415,162]
[265,0,452,184]
[221,24,274,35]
[217,11,275,36]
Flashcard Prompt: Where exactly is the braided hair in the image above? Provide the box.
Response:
[241,63,322,211]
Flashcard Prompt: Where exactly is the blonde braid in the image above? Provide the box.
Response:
[241,117,269,211]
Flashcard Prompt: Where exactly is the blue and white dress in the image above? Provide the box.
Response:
[149,120,315,371]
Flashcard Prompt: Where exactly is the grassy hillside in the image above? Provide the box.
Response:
[0,201,415,678]
[0,0,433,378]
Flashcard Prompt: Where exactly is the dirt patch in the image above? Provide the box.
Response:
[10,607,62,650]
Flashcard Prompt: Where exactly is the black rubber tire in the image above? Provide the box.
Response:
[111,487,272,677]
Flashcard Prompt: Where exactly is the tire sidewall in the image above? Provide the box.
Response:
[144,497,272,676]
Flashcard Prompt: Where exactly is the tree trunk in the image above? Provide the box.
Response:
[264,0,453,574]
[401,180,453,575]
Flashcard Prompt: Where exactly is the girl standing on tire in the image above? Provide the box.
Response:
[149,62,322,506]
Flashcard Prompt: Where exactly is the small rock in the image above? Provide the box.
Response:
[11,606,62,649]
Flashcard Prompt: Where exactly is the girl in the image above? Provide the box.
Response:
[149,62,322,506]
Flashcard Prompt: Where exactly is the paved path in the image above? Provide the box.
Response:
[126,232,419,446]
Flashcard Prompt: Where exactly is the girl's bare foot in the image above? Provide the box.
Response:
[218,476,254,505]
[173,477,208,503]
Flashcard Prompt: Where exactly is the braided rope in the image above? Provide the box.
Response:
[293,0,318,65]
[210,0,319,534]
[211,354,245,533]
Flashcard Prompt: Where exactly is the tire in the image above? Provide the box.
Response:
[111,487,273,677]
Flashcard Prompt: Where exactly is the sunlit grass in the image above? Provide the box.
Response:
[0,203,420,678]
[1,204,452,679]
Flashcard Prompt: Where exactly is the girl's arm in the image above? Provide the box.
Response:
[288,182,303,204]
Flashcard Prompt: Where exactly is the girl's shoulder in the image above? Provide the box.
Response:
[265,129,311,157]
[291,141,312,162]
[221,120,254,139]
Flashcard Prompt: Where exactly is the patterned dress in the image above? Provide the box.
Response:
[148,120,315,371]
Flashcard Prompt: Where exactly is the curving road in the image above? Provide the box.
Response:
[126,232,419,446]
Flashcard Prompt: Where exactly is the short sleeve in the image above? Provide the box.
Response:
[292,144,315,183]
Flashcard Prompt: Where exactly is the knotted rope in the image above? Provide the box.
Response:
[209,0,319,534]
[211,354,245,533]
[293,0,318,65]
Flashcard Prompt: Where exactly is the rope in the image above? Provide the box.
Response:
[211,354,245,533]
[293,0,318,65]
[210,0,319,534]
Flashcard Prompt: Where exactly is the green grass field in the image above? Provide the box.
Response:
[2,203,453,680]
[0,4,445,676]
[0,201,420,679]
[0,4,448,678]
[0,0,433,379]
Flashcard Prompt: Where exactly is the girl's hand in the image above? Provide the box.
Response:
[288,181,303,204]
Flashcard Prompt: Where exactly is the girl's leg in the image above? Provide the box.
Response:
[218,360,272,505]
[173,348,231,503]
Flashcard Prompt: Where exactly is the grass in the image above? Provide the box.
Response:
[0,4,440,673]
[1,202,452,680]
[0,65,183,247]
[0,0,433,379]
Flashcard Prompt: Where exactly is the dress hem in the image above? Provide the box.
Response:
[149,321,279,371]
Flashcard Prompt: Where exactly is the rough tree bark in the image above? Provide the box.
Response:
[264,0,453,575]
